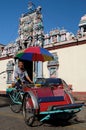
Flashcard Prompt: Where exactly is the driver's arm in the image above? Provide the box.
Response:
[26,76,33,83]
[25,71,33,83]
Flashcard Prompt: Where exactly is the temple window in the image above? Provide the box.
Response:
[57,35,61,42]
[44,38,50,45]
[47,52,59,78]
[52,35,57,43]
[60,34,66,41]
[6,60,14,84]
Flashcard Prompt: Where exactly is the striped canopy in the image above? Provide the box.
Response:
[15,46,54,62]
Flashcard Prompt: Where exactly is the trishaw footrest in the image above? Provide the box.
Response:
[53,102,84,110]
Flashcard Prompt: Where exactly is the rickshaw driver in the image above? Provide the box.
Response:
[14,61,33,89]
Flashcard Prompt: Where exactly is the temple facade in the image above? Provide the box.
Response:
[43,14,86,93]
[0,2,86,97]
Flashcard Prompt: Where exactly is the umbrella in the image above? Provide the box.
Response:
[15,46,54,62]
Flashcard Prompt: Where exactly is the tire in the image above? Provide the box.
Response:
[10,90,22,113]
[23,93,36,126]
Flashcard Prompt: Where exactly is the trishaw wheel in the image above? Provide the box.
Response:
[23,93,35,126]
[10,90,22,113]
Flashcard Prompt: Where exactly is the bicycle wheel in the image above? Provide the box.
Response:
[10,90,23,113]
[23,93,35,126]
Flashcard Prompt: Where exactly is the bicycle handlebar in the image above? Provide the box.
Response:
[22,83,35,88]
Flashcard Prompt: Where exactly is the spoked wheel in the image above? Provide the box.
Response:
[10,90,23,113]
[23,93,36,126]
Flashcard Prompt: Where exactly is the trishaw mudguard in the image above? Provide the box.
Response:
[23,91,39,110]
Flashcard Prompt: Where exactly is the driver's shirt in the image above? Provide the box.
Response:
[14,67,28,83]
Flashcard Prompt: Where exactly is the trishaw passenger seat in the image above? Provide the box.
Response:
[36,87,53,97]
[53,89,64,96]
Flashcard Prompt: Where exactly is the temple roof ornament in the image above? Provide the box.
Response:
[79,14,86,27]
[28,1,36,12]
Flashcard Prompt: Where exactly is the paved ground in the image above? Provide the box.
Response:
[0,96,10,107]
[0,96,86,130]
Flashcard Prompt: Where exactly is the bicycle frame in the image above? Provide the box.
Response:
[7,88,23,105]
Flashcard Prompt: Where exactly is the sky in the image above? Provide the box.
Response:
[0,0,86,45]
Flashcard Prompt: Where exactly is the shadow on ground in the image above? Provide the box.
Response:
[42,118,86,127]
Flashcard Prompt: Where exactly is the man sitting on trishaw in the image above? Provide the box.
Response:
[14,60,33,89]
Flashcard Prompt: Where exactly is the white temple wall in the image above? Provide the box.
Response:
[43,44,86,92]
[0,58,14,91]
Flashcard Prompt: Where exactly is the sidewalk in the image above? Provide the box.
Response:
[0,96,10,107]
[72,92,86,101]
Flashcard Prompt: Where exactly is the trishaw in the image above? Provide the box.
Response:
[6,47,84,126]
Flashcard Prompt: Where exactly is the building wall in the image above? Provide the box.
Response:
[43,43,86,92]
[0,58,14,91]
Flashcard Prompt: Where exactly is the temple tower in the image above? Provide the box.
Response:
[17,2,44,49]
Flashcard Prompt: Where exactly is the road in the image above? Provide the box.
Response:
[0,105,86,130]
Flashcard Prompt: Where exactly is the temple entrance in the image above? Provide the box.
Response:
[23,61,33,81]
